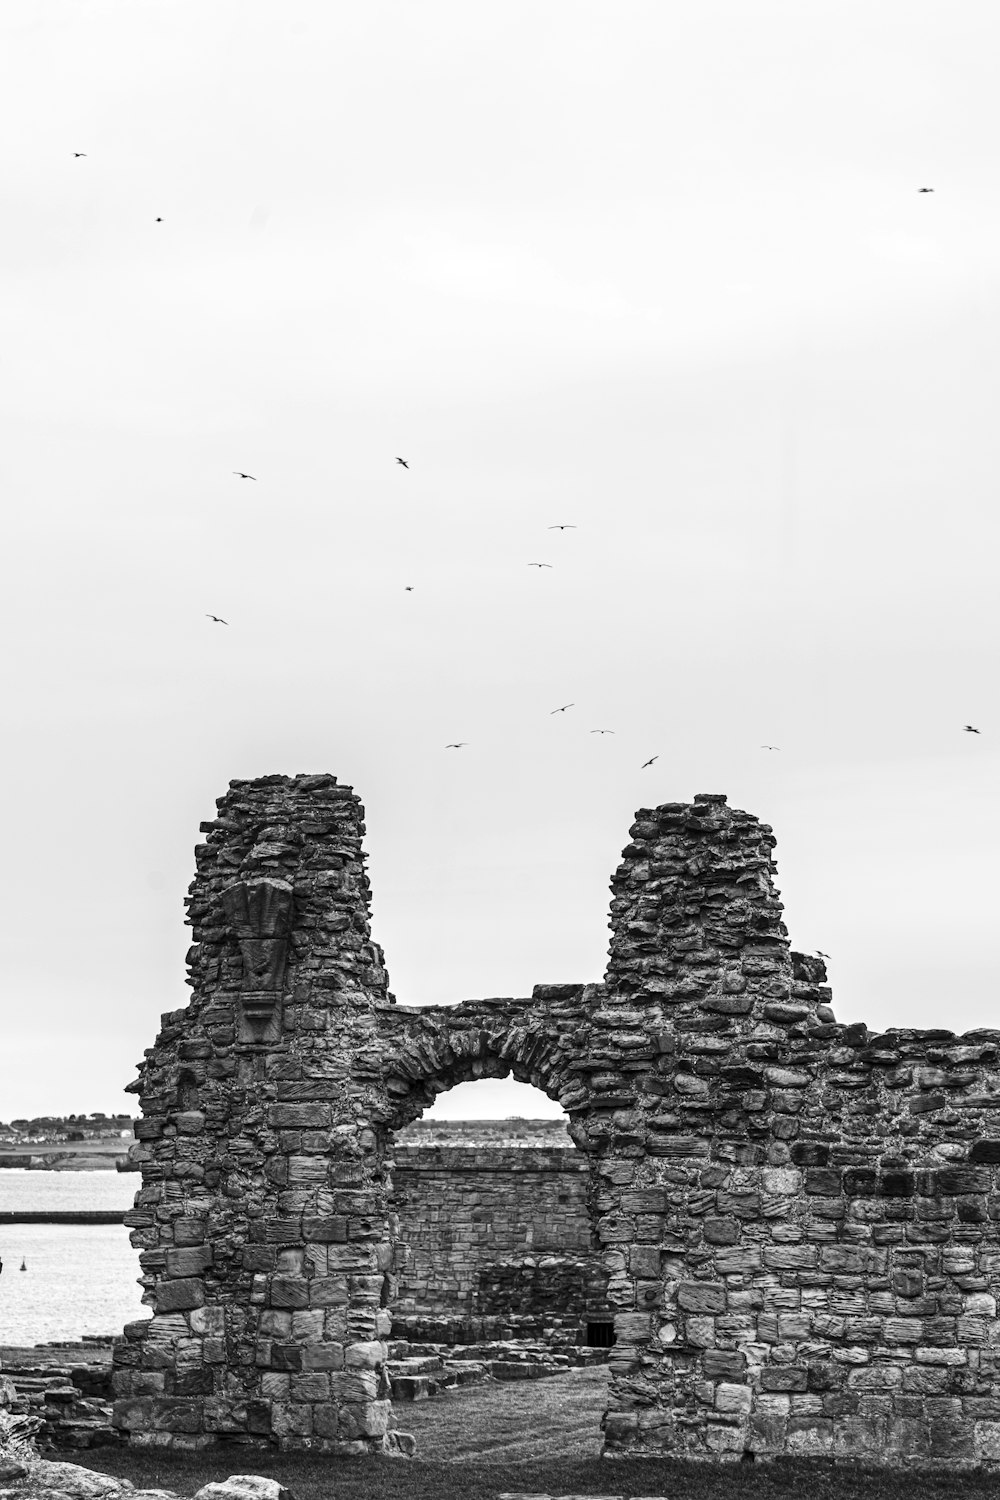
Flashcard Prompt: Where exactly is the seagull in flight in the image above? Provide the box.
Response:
[815,951,831,960]
[548,524,577,531]
[445,742,468,749]
[396,457,409,468]
[550,704,574,714]
[206,614,228,625]
[404,586,414,592]
[73,152,87,158]
[528,562,553,568]
[641,756,658,769]
[761,744,781,751]
[233,472,256,480]
[590,729,614,735]
[964,724,981,734]
[917,187,935,193]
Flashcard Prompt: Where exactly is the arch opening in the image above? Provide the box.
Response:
[380,1069,616,1435]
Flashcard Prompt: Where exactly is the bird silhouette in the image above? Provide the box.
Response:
[917,187,935,193]
[396,457,409,468]
[548,524,577,530]
[206,614,228,625]
[815,951,831,960]
[550,704,574,714]
[445,742,468,749]
[155,217,163,222]
[528,562,553,569]
[761,744,781,751]
[233,472,256,480]
[641,756,658,769]
[404,586,414,592]
[964,725,981,734]
[590,729,615,735]
[73,152,87,158]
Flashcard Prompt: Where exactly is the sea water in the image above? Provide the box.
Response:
[0,1170,147,1345]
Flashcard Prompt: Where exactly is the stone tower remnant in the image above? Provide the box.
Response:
[113,775,1000,1466]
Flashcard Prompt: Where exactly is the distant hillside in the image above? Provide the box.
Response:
[0,1113,133,1145]
[395,1117,571,1147]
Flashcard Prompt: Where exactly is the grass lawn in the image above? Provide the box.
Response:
[79,1369,1000,1500]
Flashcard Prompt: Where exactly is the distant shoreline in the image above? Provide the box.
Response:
[0,1141,136,1172]
[0,1209,126,1222]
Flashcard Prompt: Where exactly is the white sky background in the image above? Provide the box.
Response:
[1,0,998,1122]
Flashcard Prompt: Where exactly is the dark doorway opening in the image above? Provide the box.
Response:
[585,1320,615,1348]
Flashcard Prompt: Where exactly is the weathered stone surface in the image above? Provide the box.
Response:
[192,1478,292,1500]
[21,1460,126,1497]
[111,777,1000,1467]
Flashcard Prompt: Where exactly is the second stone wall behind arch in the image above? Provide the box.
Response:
[390,1121,610,1341]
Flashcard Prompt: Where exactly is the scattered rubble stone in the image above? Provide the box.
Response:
[19,1460,125,1498]
[191,1479,291,1500]
[0,1466,291,1500]
[386,1336,608,1399]
[0,1361,118,1452]
[109,776,1000,1465]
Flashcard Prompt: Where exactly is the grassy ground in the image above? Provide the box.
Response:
[79,1369,1000,1500]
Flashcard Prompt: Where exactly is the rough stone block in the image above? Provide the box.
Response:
[761,1367,808,1393]
[303,1217,348,1243]
[704,1218,739,1245]
[677,1282,726,1314]
[715,1382,752,1415]
[974,1421,1000,1459]
[154,1279,205,1314]
[786,1416,833,1454]
[165,1246,213,1278]
[269,1278,309,1309]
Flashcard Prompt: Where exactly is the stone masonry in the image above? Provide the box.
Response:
[113,775,1000,1466]
[390,1136,609,1340]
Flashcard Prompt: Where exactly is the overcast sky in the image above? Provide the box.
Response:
[2,1,998,1123]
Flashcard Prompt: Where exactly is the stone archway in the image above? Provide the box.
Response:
[380,1030,613,1352]
[113,775,1000,1468]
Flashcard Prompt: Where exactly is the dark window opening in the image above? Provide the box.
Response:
[586,1320,615,1347]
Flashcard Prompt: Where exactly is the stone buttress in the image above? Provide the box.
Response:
[114,778,1000,1468]
[112,774,403,1454]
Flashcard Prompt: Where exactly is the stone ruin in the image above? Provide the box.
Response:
[112,774,1000,1465]
[390,1119,610,1346]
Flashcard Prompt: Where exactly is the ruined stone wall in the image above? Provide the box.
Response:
[113,778,1000,1468]
[391,1143,608,1336]
[112,775,402,1456]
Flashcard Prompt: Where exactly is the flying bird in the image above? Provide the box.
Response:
[917,187,935,193]
[445,742,468,749]
[206,614,228,625]
[548,524,577,531]
[641,756,658,769]
[155,217,163,222]
[761,744,781,751]
[404,586,414,592]
[964,725,981,734]
[815,951,831,960]
[590,729,615,735]
[233,472,256,480]
[72,152,87,158]
[396,457,409,468]
[550,704,574,714]
[528,562,553,568]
